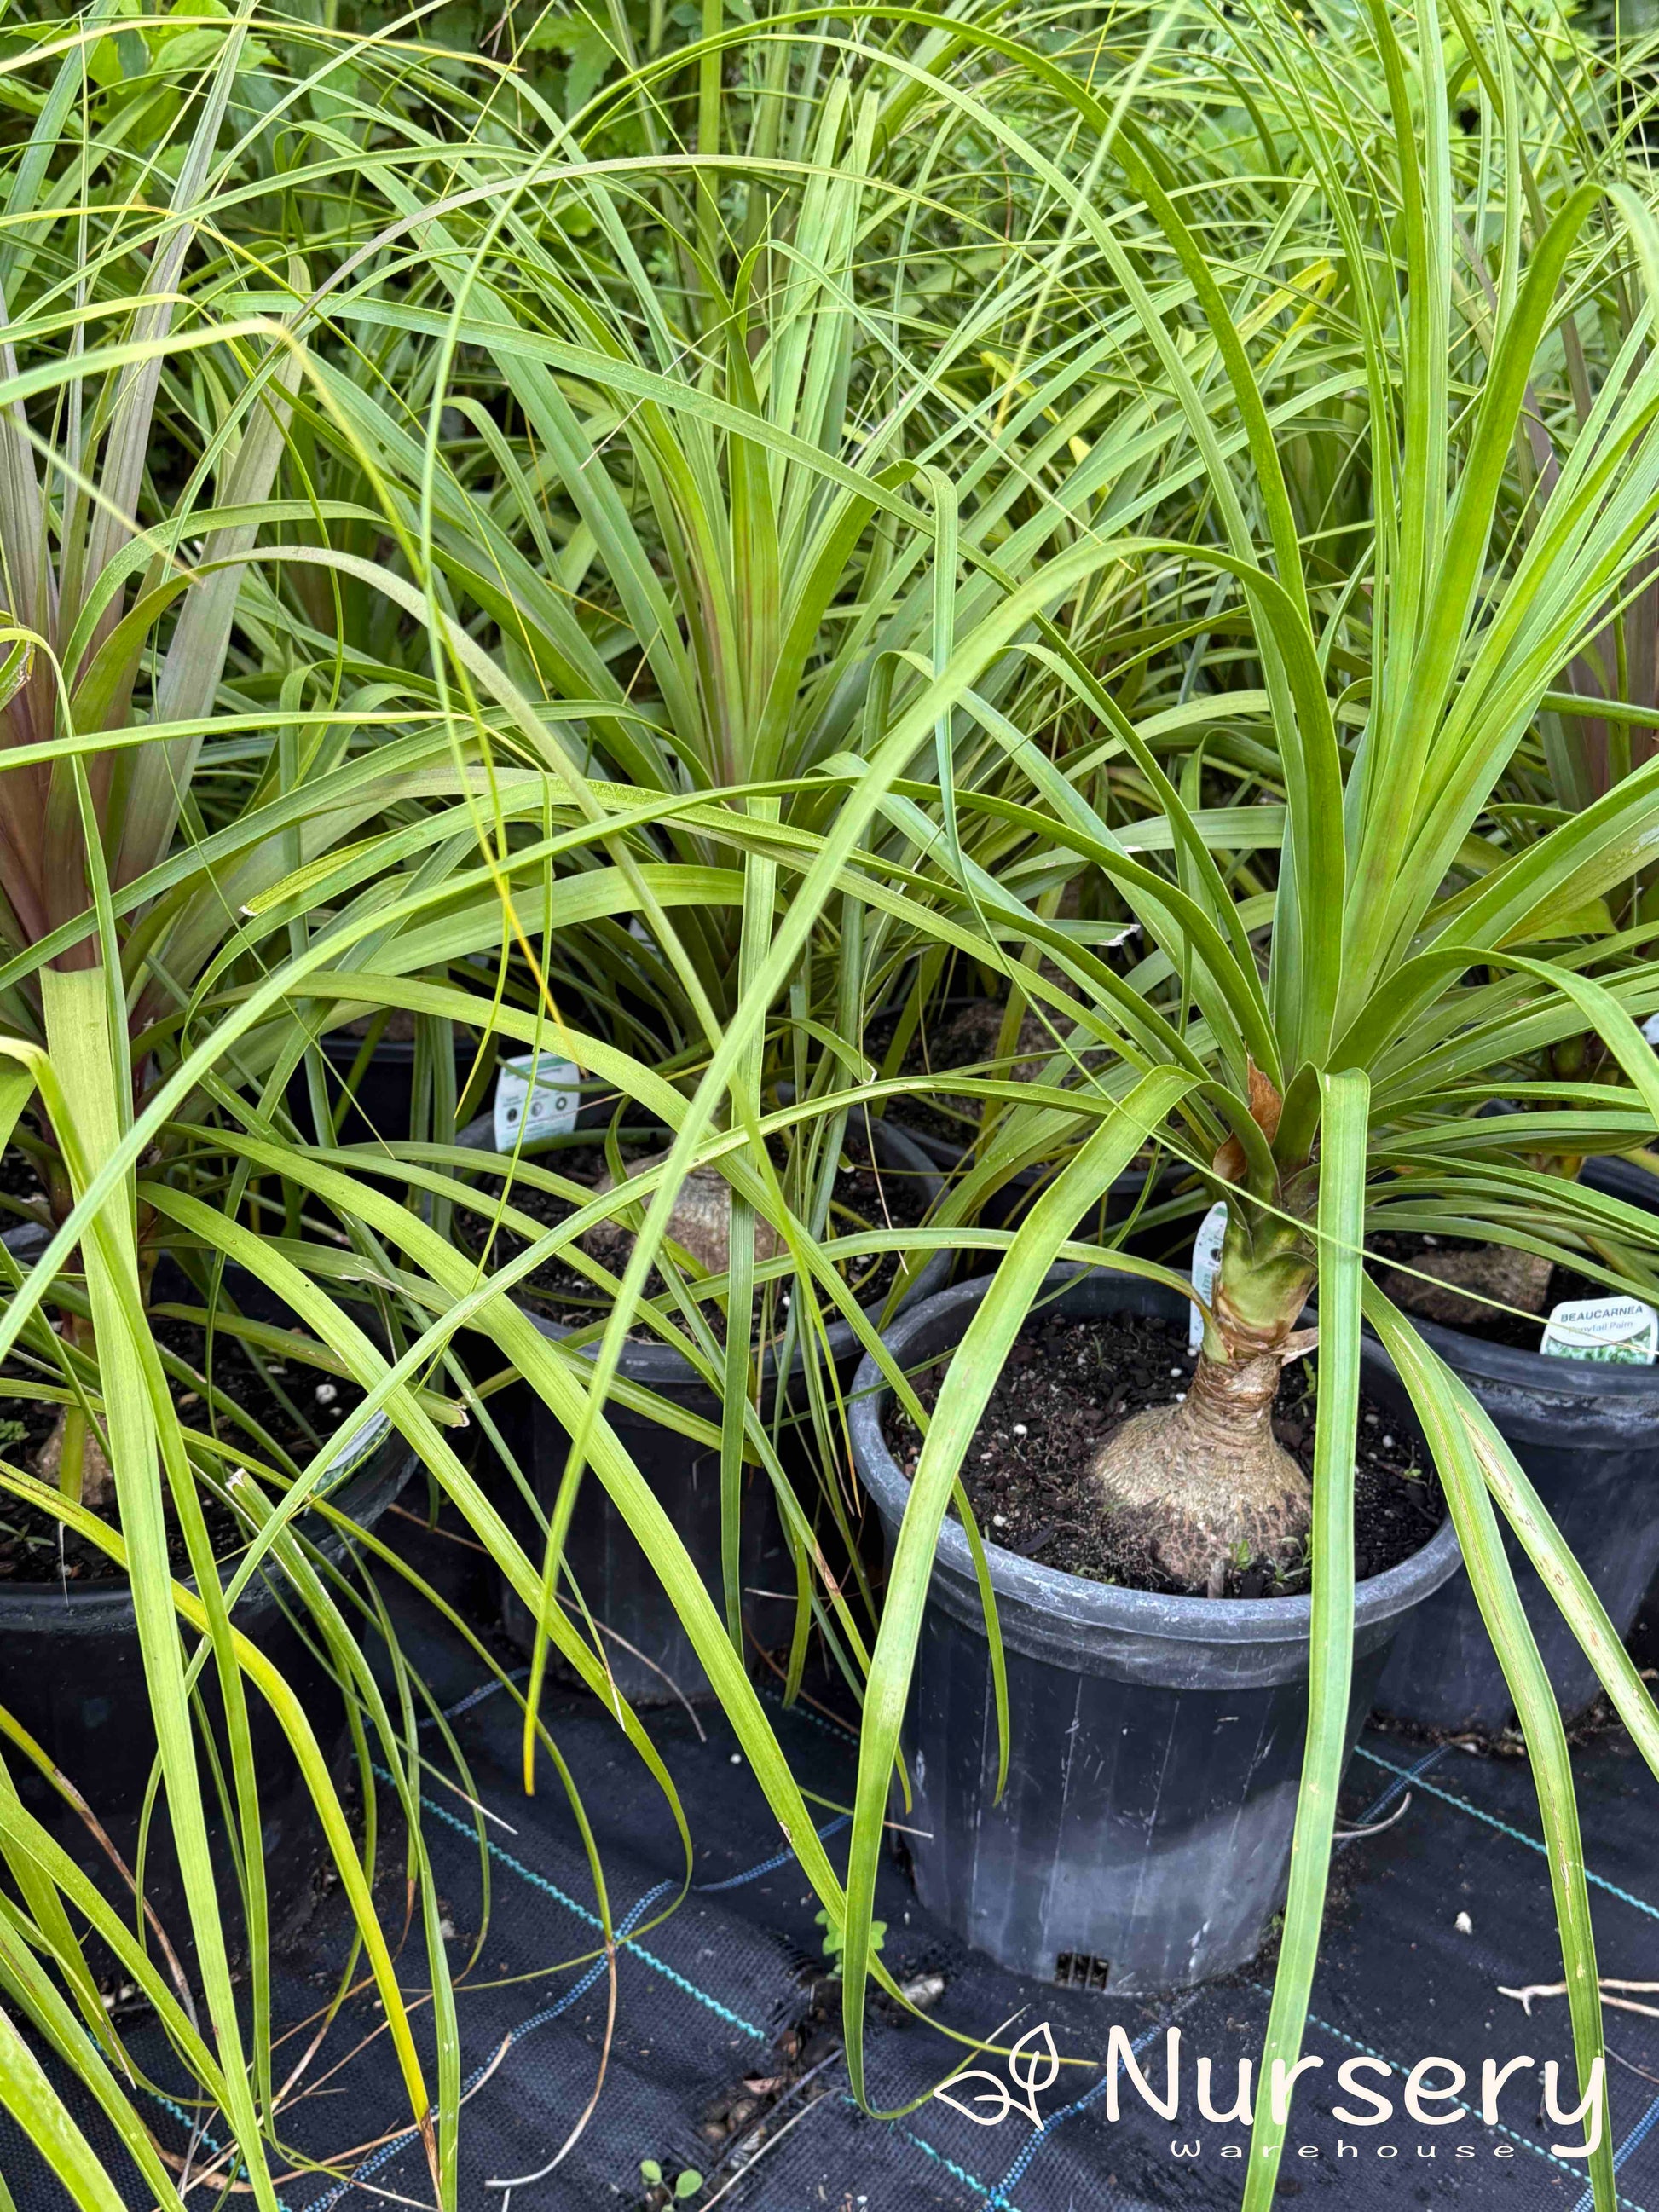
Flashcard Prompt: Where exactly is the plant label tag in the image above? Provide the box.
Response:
[319,1408,391,1494]
[1540,1295,1659,1364]
[494,1051,582,1149]
[1189,1200,1228,1352]
[1645,1011,1659,1045]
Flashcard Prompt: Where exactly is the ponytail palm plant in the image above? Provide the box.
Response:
[722,8,1659,2209]
[15,8,1659,2209]
[0,21,559,2203]
[249,13,1269,1490]
[0,26,1198,2200]
[312,18,1659,2203]
[0,56,450,1481]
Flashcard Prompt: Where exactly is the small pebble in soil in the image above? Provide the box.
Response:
[315,1383,338,1404]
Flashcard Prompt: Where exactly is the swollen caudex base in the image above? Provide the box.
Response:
[583,1152,782,1279]
[1381,1244,1553,1332]
[1087,1343,1312,1597]
[36,1409,114,1512]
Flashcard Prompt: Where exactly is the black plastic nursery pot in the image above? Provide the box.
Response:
[1371,1153,1659,1735]
[285,1025,486,1146]
[848,1266,1464,1994]
[472,1118,951,1707]
[0,1237,416,1965]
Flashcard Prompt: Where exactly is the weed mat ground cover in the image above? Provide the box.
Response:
[6,1566,1658,2212]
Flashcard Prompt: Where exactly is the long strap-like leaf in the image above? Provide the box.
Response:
[1242,1071,1367,2206]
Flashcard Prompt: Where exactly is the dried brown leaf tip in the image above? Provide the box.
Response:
[1211,1063,1284,1185]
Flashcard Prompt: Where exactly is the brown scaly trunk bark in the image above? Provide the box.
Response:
[584,1152,782,1278]
[35,1315,115,1512]
[1087,1334,1312,1597]
[36,1401,114,1511]
[1090,1089,1319,1596]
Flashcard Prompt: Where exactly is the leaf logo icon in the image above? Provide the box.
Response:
[931,2069,1016,2128]
[931,2019,1058,2129]
[1008,2021,1060,2117]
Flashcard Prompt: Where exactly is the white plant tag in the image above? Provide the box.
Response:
[1189,1200,1228,1352]
[1644,1011,1659,1045]
[319,1409,391,1494]
[493,1051,582,1149]
[1540,1294,1659,1365]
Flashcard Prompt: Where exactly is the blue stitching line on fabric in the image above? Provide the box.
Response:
[298,1879,674,2209]
[393,1770,772,2042]
[130,2085,293,2212]
[1574,2094,1659,2212]
[383,1678,1655,2208]
[847,2100,1014,2206]
[419,1666,530,1728]
[378,1741,1011,2209]
[1347,1741,1446,1829]
[1281,1996,1650,2212]
[66,2013,292,2209]
[1354,1746,1659,1923]
[697,1812,851,1891]
[986,2013,1179,2206]
[416,1670,1189,2205]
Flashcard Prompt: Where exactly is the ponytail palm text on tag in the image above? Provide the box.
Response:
[1540,1296,1659,1364]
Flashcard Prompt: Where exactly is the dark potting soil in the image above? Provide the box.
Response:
[1367,1229,1631,1353]
[0,1145,47,1213]
[339,1009,419,1042]
[0,1312,370,1587]
[882,1307,1444,1598]
[865,1004,1157,1219]
[866,999,1070,1150]
[456,1127,936,1339]
[864,1005,987,1149]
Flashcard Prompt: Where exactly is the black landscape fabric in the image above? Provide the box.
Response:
[6,1567,1659,2212]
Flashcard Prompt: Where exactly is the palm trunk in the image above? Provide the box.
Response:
[1090,1201,1318,1596]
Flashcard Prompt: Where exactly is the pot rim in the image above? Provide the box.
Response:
[849,1264,1465,1652]
[0,1427,415,1617]
[1367,1154,1659,1400]
[0,1225,417,1612]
